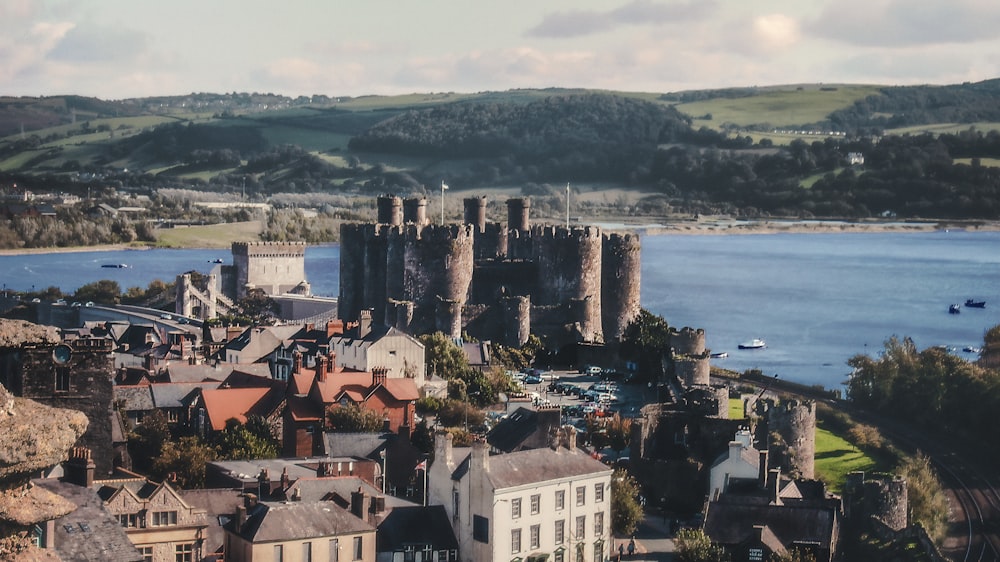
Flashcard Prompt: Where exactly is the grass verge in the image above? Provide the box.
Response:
[154,220,263,248]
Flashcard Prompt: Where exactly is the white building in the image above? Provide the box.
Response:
[708,429,763,501]
[331,310,427,388]
[428,429,613,562]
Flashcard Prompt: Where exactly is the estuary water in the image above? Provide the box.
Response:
[2,230,998,391]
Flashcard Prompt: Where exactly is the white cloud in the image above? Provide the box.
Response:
[752,14,801,51]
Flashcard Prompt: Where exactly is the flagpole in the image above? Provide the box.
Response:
[423,458,428,506]
[440,181,448,226]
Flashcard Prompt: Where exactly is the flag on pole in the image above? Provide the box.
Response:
[441,182,449,190]
[415,459,427,471]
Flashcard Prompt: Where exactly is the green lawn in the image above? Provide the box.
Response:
[814,426,877,493]
[675,85,881,130]
[153,220,263,248]
[728,398,744,419]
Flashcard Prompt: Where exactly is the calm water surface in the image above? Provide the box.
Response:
[3,231,998,390]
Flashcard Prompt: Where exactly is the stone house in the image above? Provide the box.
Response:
[428,429,613,562]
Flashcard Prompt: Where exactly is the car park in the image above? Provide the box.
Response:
[523,374,543,384]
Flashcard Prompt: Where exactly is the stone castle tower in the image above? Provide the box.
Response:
[844,471,908,531]
[755,398,816,480]
[231,241,309,299]
[339,195,642,344]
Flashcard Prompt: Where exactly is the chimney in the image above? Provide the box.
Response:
[235,504,247,530]
[328,351,337,373]
[767,468,782,505]
[435,431,454,468]
[280,467,290,490]
[317,355,328,382]
[244,493,258,510]
[64,447,95,488]
[258,468,269,499]
[729,441,742,462]
[359,309,373,338]
[758,450,768,488]
[292,352,303,375]
[471,438,490,472]
[373,367,387,387]
[326,319,343,338]
[562,425,577,450]
[291,486,302,501]
[317,461,328,477]
[351,487,367,519]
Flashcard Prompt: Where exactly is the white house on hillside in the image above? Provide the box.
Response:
[708,429,763,501]
[331,310,426,388]
[428,429,613,562]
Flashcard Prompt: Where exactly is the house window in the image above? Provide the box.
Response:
[575,544,584,562]
[353,536,363,560]
[329,539,339,562]
[554,520,565,545]
[530,524,540,549]
[511,528,521,553]
[530,493,540,514]
[303,541,312,562]
[175,543,194,562]
[749,548,763,561]
[555,489,565,510]
[473,515,490,543]
[274,544,283,562]
[554,550,564,562]
[167,409,179,423]
[575,515,585,539]
[152,511,178,526]
[30,524,44,548]
[593,540,604,562]
[595,483,605,503]
[511,498,521,518]
[55,367,70,392]
[576,486,585,506]
[138,546,153,562]
[594,512,604,536]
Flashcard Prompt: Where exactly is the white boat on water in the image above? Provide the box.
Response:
[738,338,766,349]
[710,352,728,358]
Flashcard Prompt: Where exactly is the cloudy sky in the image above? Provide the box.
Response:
[3,0,999,99]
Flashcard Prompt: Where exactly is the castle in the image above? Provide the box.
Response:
[338,195,641,346]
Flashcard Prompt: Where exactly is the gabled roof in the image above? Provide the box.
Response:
[284,476,414,509]
[486,407,561,453]
[332,325,422,350]
[179,488,244,558]
[381,378,420,402]
[223,325,301,362]
[150,381,221,409]
[377,505,459,553]
[32,478,144,562]
[323,433,388,460]
[201,387,274,431]
[287,394,323,422]
[114,385,154,411]
[234,501,375,542]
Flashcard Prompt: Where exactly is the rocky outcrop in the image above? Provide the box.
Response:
[0,343,89,560]
[0,320,58,348]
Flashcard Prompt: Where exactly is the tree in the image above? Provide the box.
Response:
[127,409,172,472]
[236,288,279,325]
[326,403,385,432]
[611,469,643,535]
[73,279,121,304]
[847,423,883,450]
[215,416,279,460]
[769,548,816,562]
[674,528,730,562]
[151,436,218,489]
[420,332,470,380]
[898,452,949,542]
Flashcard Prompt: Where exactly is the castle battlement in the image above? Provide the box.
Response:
[232,241,307,257]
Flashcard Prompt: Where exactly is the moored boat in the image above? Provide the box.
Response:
[949,304,961,314]
[738,338,766,349]
[965,299,986,308]
[710,351,728,359]
[101,263,129,269]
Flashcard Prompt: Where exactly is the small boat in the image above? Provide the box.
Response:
[101,263,129,269]
[949,304,961,314]
[965,299,986,308]
[710,352,728,359]
[962,346,981,353]
[210,258,224,264]
[738,338,766,350]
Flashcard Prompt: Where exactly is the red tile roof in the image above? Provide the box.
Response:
[201,387,272,431]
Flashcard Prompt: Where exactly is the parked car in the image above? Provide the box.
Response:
[524,374,543,384]
[584,365,603,375]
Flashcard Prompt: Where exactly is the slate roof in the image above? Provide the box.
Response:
[486,406,562,453]
[33,478,144,562]
[179,487,244,559]
[284,476,414,510]
[113,385,154,411]
[234,500,376,542]
[703,483,841,553]
[150,381,220,409]
[163,364,230,383]
[208,458,326,487]
[480,446,612,490]
[323,433,388,460]
[377,505,459,553]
